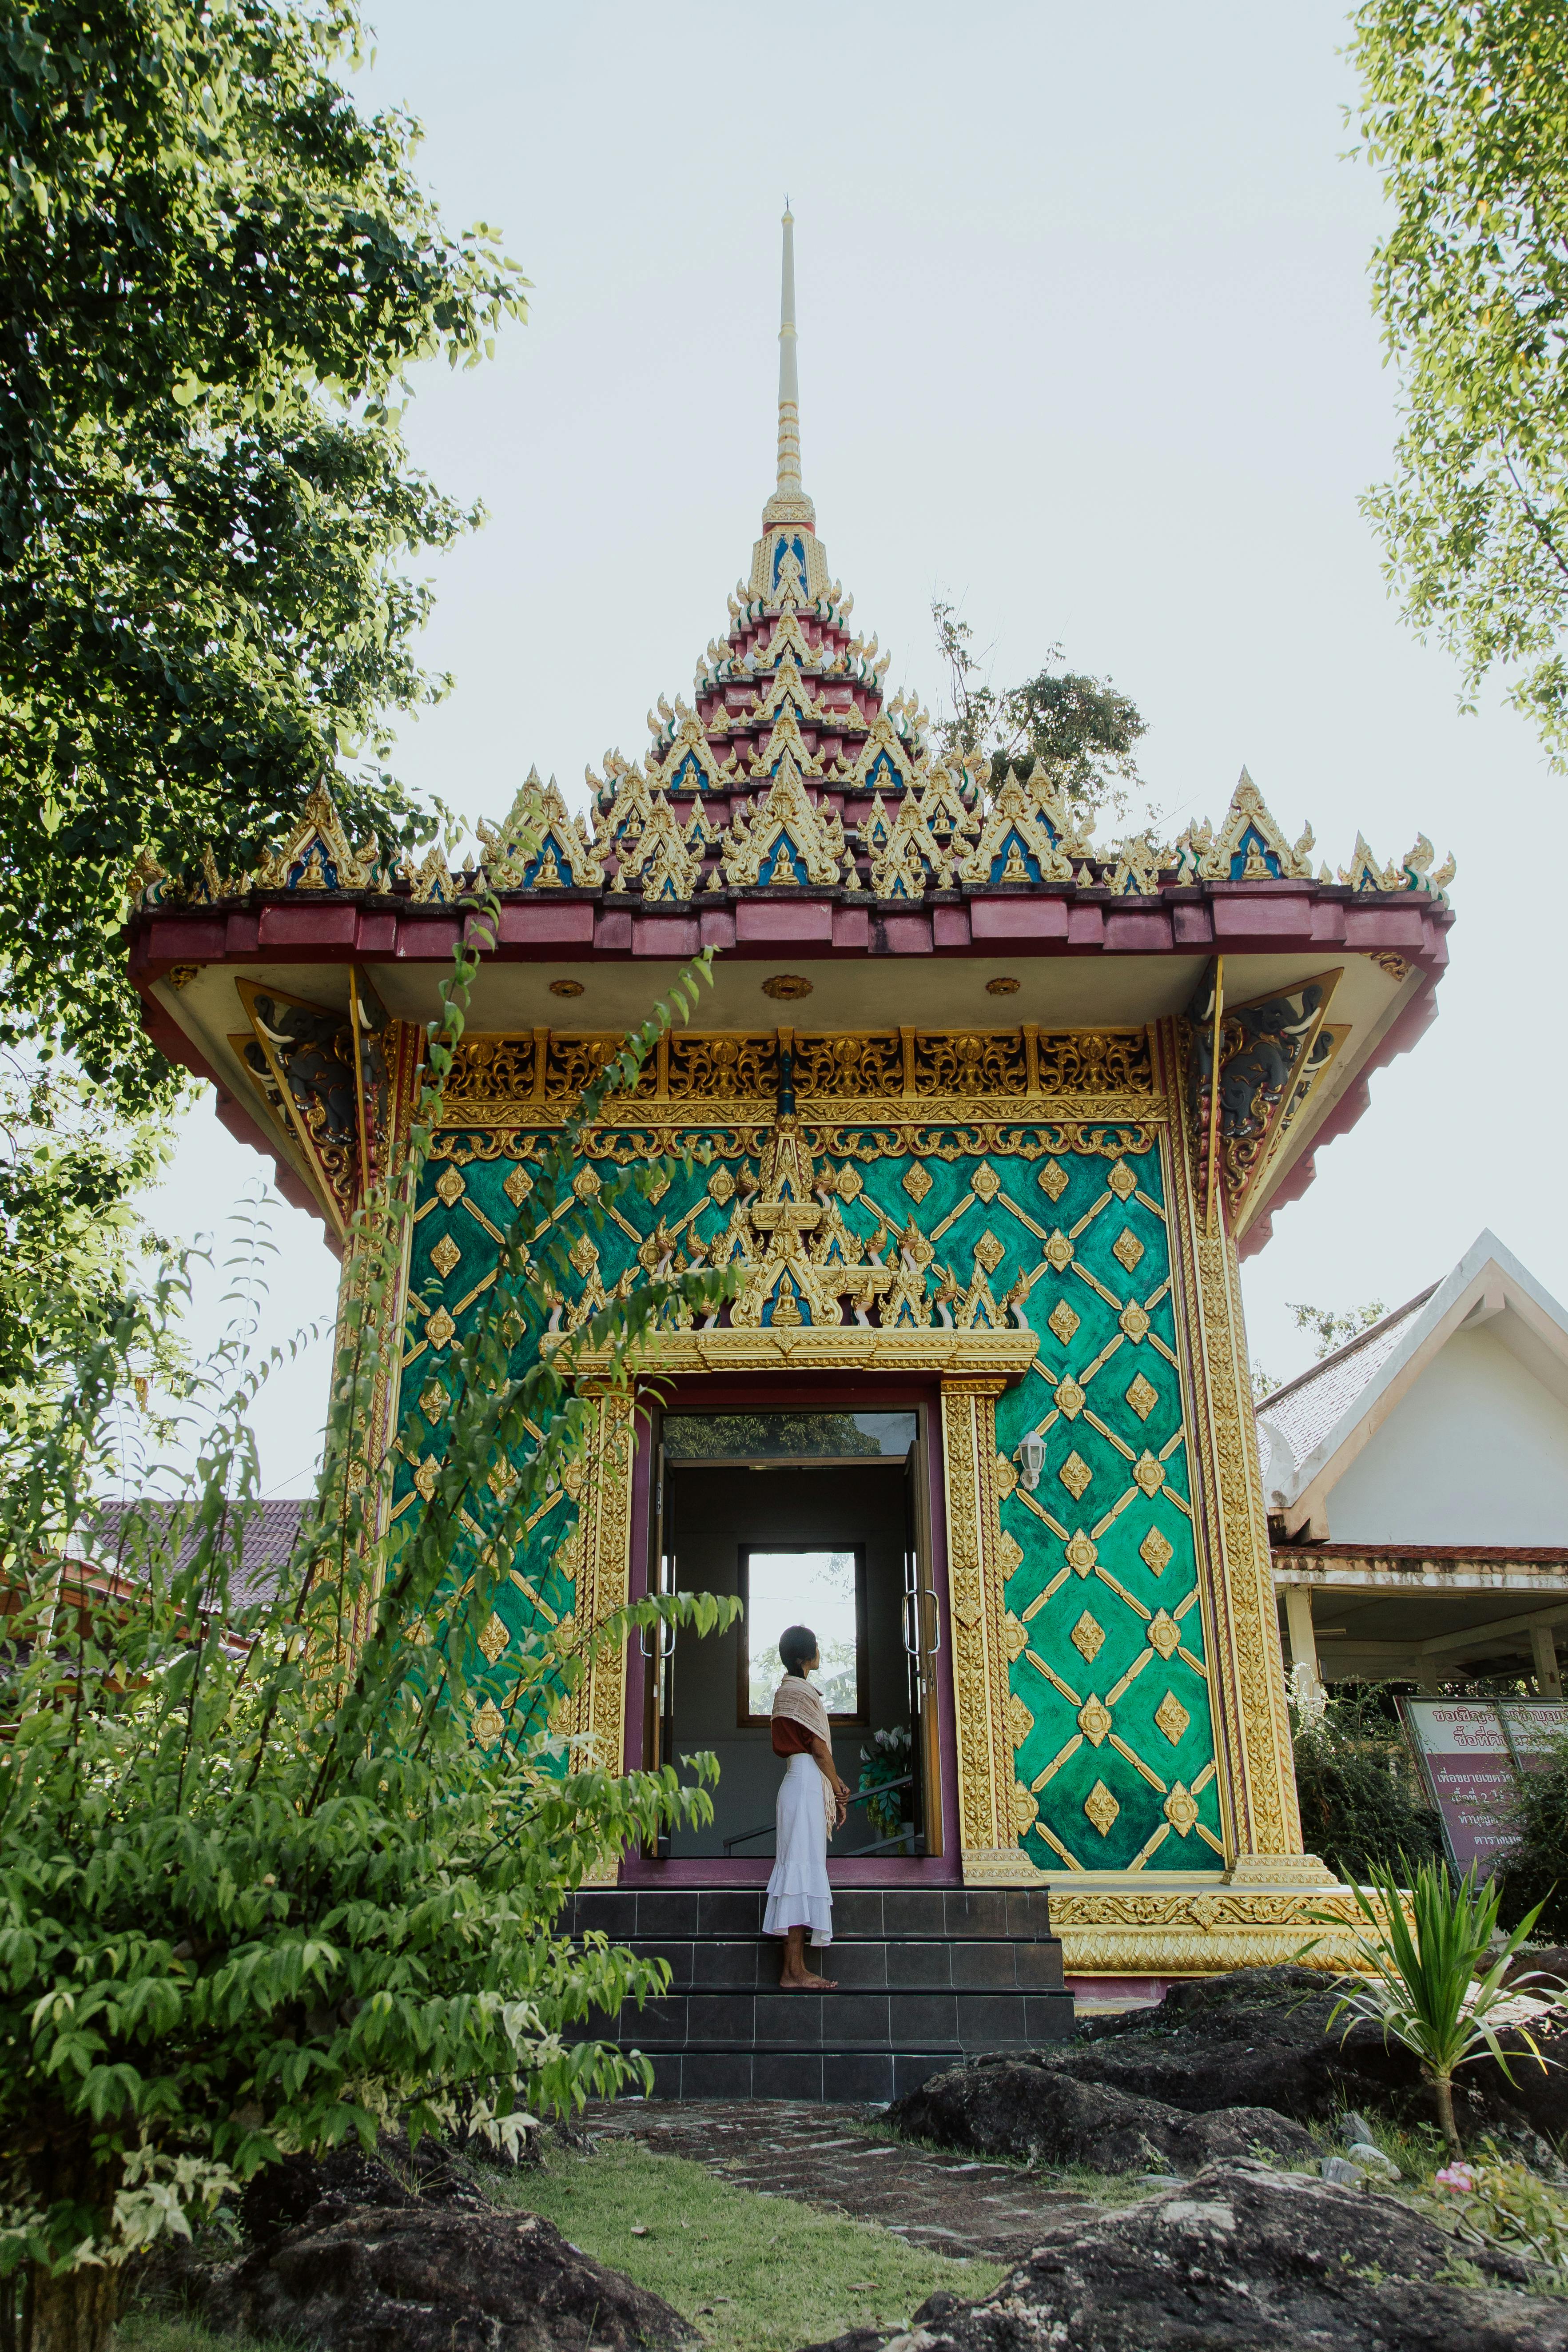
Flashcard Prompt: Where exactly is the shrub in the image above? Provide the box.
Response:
[1493,1731,1568,1939]
[1291,1683,1445,1881]
[0,915,738,2352]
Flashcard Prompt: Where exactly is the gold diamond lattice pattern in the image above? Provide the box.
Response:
[430,1234,462,1278]
[902,1163,933,1203]
[1126,1371,1159,1421]
[1164,1782,1200,1835]
[972,1161,1002,1202]
[502,1162,533,1206]
[419,1377,446,1420]
[837,1165,864,1202]
[1112,1226,1145,1273]
[1119,1302,1150,1342]
[1059,1450,1092,1500]
[435,1166,466,1206]
[708,1165,736,1204]
[1047,1298,1081,1345]
[1084,1779,1120,1836]
[1044,1230,1074,1271]
[471,1697,505,1748]
[1039,1159,1069,1202]
[1065,1529,1098,1575]
[426,1307,455,1349]
[997,1528,1025,1576]
[1154,1688,1191,1745]
[1078,1694,1112,1743]
[1055,1375,1085,1419]
[1140,1526,1174,1575]
[478,1611,510,1664]
[975,1230,1006,1274]
[1148,1609,1180,1659]
[1134,1451,1164,1495]
[1007,1691,1035,1747]
[1107,1159,1137,1199]
[1071,1610,1105,1664]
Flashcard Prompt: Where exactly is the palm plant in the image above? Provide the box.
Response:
[1314,1854,1563,2160]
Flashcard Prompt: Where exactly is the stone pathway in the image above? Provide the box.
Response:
[582,2099,1096,2261]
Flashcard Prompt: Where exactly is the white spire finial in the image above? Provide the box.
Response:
[777,203,800,493]
[763,204,815,530]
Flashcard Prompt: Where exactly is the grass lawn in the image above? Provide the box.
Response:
[113,2137,1004,2352]
[482,2137,1005,2352]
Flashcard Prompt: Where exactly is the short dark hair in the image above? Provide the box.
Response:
[779,1624,817,1676]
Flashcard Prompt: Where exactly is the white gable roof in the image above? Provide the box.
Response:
[1256,1232,1568,1541]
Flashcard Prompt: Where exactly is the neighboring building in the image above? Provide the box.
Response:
[1261,1232,1568,1702]
[122,215,1458,2049]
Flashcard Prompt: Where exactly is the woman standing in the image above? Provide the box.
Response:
[764,1624,852,1991]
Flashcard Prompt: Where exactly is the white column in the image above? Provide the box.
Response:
[1283,1585,1326,1716]
[1530,1620,1563,1700]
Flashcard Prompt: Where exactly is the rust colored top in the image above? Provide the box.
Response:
[772,1718,816,1756]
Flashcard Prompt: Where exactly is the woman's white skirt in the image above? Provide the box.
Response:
[762,1751,833,1946]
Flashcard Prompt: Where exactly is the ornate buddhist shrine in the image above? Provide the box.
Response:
[127,212,1455,1983]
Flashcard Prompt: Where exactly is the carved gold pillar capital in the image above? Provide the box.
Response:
[940,1377,1046,1886]
[561,1387,637,1885]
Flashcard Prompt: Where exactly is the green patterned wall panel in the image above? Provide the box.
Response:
[388,1110,1221,1864]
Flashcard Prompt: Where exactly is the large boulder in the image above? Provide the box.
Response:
[798,2161,1568,2352]
[203,2204,697,2352]
[891,1967,1568,2157]
[183,2134,695,2352]
[887,2061,1313,2174]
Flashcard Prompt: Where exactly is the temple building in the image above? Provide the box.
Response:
[1265,1232,1568,1704]
[127,215,1459,2086]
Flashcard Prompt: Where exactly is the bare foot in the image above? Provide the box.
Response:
[779,1969,837,1990]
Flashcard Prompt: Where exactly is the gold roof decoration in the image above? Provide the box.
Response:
[1180,768,1315,884]
[1339,829,1456,903]
[477,770,603,892]
[253,781,376,894]
[956,760,1089,889]
[718,752,855,891]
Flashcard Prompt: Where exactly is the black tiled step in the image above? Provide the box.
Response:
[615,1936,1067,1994]
[565,1887,1056,1943]
[644,2049,989,2102]
[589,1989,1075,2049]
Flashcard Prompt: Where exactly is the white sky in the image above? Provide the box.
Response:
[155,0,1560,1491]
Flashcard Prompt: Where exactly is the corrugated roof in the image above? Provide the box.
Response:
[1255,1285,1438,1480]
[86,1499,308,1612]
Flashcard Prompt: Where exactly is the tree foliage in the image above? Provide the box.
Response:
[0,0,528,1104]
[0,920,740,2352]
[1291,1683,1445,1881]
[930,601,1146,824]
[1352,0,1568,761]
[0,1051,187,1461]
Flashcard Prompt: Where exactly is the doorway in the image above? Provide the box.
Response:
[647,1409,946,1862]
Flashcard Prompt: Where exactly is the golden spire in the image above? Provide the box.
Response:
[762,203,816,531]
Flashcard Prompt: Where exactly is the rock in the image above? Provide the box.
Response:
[1347,2141,1402,2180]
[200,2205,698,2352]
[797,2160,1568,2352]
[1000,1967,1568,2143]
[1319,2156,1365,2186]
[1340,2109,1377,2148]
[183,2130,695,2352]
[887,2061,1314,2174]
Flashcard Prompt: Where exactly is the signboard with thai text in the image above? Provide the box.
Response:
[1398,1699,1568,1878]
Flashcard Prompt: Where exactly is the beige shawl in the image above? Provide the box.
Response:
[772,1674,837,1837]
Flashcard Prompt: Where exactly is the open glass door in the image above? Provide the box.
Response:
[903,1414,943,1858]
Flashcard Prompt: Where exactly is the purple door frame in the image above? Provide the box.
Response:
[618,1374,964,1885]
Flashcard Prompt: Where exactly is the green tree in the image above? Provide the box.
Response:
[931,600,1146,824]
[1287,1298,1388,1359]
[0,0,528,1106]
[0,923,739,2352]
[1351,0,1568,761]
[0,1051,187,1460]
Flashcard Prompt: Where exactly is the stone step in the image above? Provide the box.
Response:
[566,1885,1055,1943]
[619,1935,1066,1993]
[641,2047,1010,2103]
[593,1986,1075,2050]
